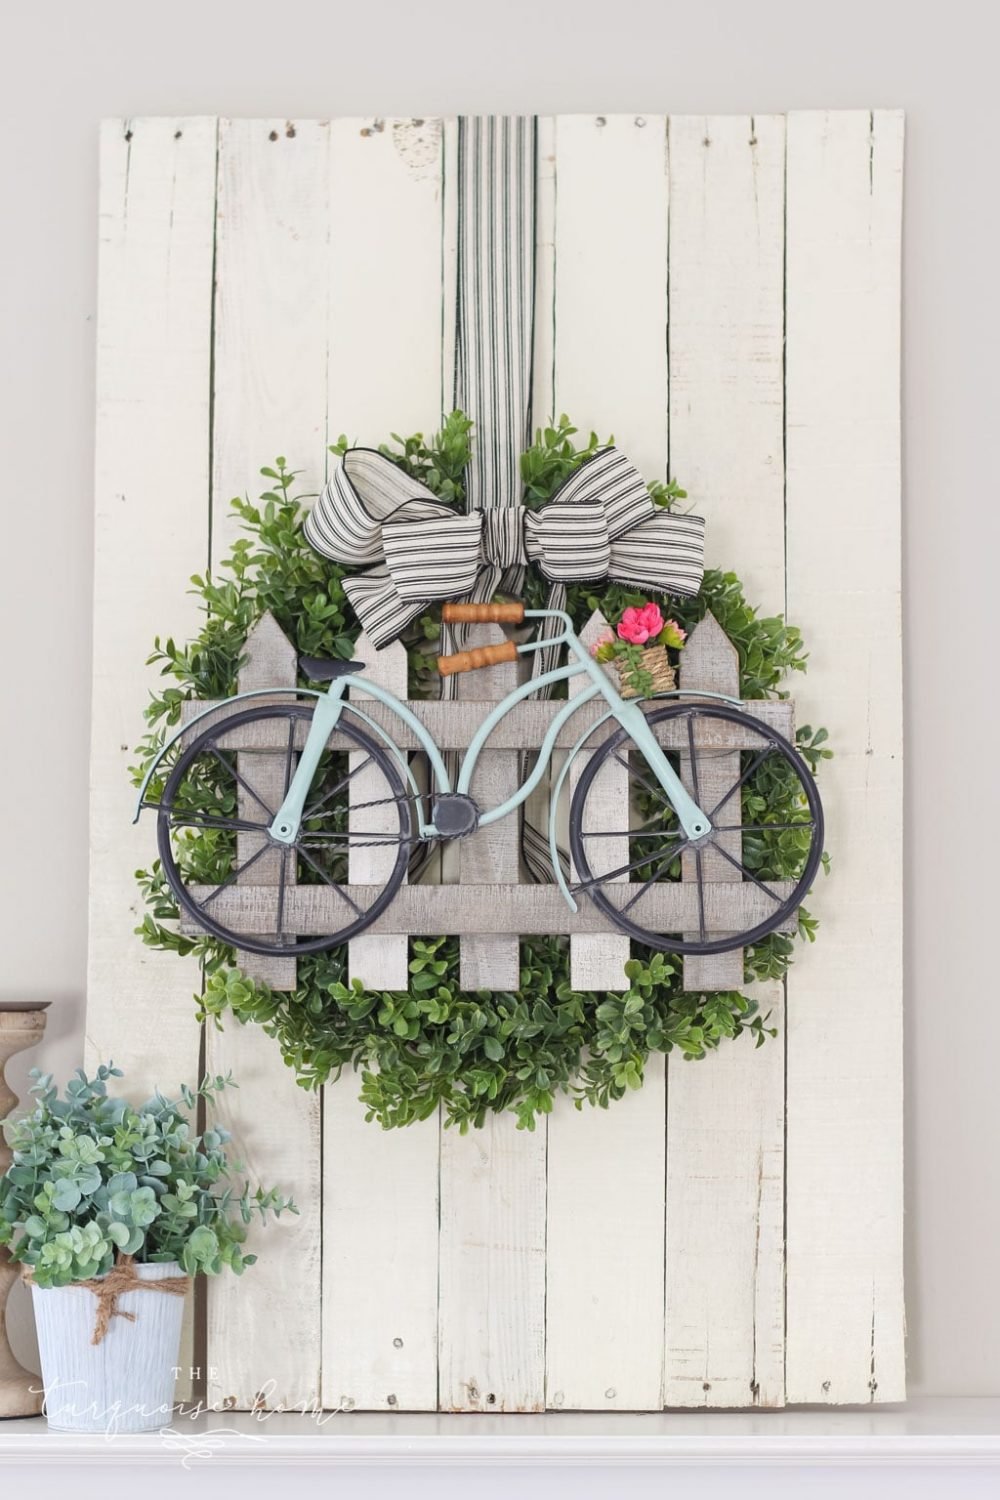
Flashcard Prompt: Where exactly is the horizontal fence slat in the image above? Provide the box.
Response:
[181,881,797,937]
[180,696,794,751]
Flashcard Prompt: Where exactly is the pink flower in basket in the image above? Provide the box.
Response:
[617,602,664,645]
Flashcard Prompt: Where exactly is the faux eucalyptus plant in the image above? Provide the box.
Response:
[0,1063,295,1287]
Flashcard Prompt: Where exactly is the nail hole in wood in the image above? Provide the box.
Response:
[393,1337,403,1348]
[268,130,279,141]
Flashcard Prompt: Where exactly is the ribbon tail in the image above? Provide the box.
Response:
[519,581,570,885]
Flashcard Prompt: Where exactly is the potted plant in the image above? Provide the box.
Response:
[0,1063,294,1432]
[591,600,688,697]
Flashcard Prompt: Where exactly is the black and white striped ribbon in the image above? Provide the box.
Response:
[304,444,706,649]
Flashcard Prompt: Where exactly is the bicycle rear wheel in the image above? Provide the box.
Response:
[568,703,824,956]
[157,703,412,956]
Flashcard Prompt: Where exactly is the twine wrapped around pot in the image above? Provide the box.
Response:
[23,1255,190,1346]
[617,643,677,699]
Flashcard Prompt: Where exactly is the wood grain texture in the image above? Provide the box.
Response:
[87,117,216,1094]
[438,1114,546,1412]
[234,615,298,991]
[568,612,630,991]
[182,694,795,750]
[679,613,744,992]
[664,115,789,1409]
[87,118,219,1404]
[784,109,905,1404]
[347,633,409,991]
[438,629,546,1412]
[182,880,798,937]
[205,117,328,1413]
[456,629,522,991]
[321,117,446,1415]
[544,112,670,1412]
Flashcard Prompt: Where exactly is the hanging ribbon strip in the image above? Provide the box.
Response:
[304,443,706,652]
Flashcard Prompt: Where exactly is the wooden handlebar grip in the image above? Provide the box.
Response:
[437,640,519,676]
[441,602,525,624]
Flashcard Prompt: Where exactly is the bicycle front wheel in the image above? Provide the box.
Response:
[157,703,412,957]
[568,703,824,956]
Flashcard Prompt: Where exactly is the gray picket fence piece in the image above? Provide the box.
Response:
[177,610,793,992]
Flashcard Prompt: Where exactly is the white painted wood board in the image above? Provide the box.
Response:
[87,116,219,1403]
[87,110,905,1413]
[544,113,669,1412]
[204,117,328,1413]
[664,113,788,1409]
[321,117,445,1415]
[783,108,906,1404]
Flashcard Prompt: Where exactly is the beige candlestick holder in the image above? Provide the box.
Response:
[0,1002,48,1419]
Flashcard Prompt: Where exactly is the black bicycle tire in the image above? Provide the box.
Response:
[157,703,412,957]
[568,702,825,956]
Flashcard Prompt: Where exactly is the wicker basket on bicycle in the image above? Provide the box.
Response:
[616,644,677,698]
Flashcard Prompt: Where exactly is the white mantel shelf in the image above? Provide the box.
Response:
[1,1398,998,1486]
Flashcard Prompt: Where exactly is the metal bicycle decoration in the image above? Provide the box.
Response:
[135,602,824,959]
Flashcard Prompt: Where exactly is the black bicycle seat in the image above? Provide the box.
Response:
[298,655,365,682]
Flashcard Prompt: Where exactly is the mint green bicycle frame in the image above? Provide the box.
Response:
[135,609,718,914]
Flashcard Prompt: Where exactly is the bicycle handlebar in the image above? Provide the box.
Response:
[441,602,524,624]
[437,641,519,676]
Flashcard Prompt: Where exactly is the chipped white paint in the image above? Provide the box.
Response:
[663,115,789,1410]
[205,117,328,1413]
[784,108,905,1404]
[544,114,669,1411]
[322,117,445,1414]
[87,116,219,1402]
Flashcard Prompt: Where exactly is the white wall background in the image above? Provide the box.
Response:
[0,0,996,1401]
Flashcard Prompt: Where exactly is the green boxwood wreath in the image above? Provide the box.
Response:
[133,414,831,1132]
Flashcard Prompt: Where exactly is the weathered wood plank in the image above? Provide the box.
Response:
[183,880,797,937]
[568,612,630,992]
[347,633,409,991]
[321,115,445,1416]
[456,628,522,991]
[438,1114,547,1412]
[664,114,789,1410]
[784,108,905,1404]
[680,612,744,992]
[530,113,674,1412]
[205,116,328,1414]
[234,614,298,991]
[87,116,219,1403]
[181,695,795,754]
[440,631,545,1412]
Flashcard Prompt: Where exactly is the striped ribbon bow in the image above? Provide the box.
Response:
[304,445,706,648]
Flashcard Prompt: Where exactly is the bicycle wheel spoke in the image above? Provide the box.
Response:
[581,827,675,839]
[686,713,703,804]
[712,820,814,834]
[612,750,671,808]
[282,717,296,797]
[573,837,690,894]
[197,841,271,910]
[712,841,784,903]
[303,755,374,819]
[275,846,288,936]
[695,848,707,941]
[297,844,365,917]
[619,847,687,914]
[708,746,773,821]
[208,747,277,820]
[169,813,269,834]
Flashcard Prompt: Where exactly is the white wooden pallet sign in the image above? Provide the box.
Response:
[87,109,904,1411]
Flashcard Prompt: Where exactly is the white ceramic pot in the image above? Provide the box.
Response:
[31,1260,187,1432]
